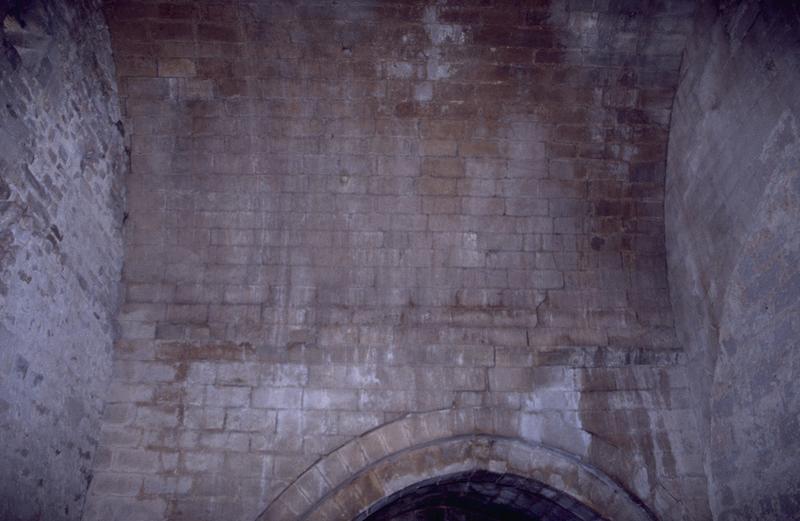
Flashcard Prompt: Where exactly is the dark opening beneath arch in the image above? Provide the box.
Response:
[354,470,606,521]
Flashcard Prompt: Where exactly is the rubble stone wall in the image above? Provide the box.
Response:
[666,1,800,519]
[0,1,127,520]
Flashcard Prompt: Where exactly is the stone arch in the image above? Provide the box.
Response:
[256,407,658,521]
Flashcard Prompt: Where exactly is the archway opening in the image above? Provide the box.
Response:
[354,470,604,521]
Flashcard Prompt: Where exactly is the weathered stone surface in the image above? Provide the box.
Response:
[0,1,126,520]
[666,1,800,519]
[2,0,795,518]
[80,1,712,520]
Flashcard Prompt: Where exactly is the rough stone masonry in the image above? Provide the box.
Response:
[0,0,127,519]
[666,1,800,519]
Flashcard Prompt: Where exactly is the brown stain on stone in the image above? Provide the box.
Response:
[155,341,256,361]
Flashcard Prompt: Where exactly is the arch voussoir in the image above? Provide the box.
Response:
[257,407,660,521]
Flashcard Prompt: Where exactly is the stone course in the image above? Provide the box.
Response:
[85,1,710,520]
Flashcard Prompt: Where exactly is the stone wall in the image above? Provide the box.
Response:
[666,1,800,519]
[87,1,708,520]
[0,1,126,520]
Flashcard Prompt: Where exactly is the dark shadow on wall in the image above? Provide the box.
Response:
[355,470,603,521]
[1,0,52,73]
